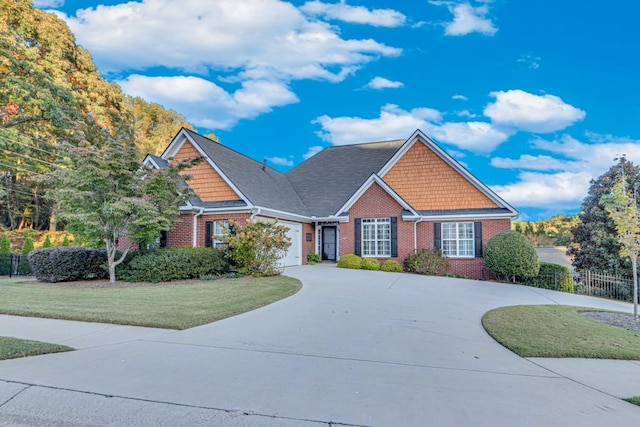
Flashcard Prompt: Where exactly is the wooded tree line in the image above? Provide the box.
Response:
[513,215,579,246]
[0,0,194,232]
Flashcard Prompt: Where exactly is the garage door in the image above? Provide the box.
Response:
[277,221,302,267]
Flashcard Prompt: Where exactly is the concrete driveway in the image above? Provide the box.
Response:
[1,265,639,426]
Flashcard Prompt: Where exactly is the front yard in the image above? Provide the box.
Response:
[0,276,301,330]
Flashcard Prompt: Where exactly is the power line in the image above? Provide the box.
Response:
[1,148,59,169]
[0,161,46,176]
[0,134,60,159]
[0,186,47,199]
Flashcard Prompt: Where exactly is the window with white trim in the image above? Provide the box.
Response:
[213,220,229,248]
[441,222,474,257]
[362,218,391,257]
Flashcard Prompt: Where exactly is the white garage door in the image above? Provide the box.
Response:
[277,221,302,267]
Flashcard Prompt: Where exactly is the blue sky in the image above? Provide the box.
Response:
[35,0,640,220]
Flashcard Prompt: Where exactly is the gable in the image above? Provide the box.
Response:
[383,141,498,211]
[172,140,241,203]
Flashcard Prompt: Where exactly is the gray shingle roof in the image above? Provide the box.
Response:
[285,140,404,217]
[146,154,169,168]
[183,129,310,216]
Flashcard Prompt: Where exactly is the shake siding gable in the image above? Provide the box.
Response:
[383,141,498,210]
[172,141,240,202]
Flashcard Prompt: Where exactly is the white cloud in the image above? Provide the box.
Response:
[61,0,401,130]
[430,121,510,152]
[301,1,406,27]
[517,54,541,70]
[484,90,586,133]
[456,109,476,118]
[366,77,404,90]
[431,1,497,36]
[452,94,468,101]
[32,0,64,7]
[266,156,294,167]
[314,104,442,145]
[303,145,324,159]
[490,134,640,210]
[118,75,298,129]
[492,171,592,210]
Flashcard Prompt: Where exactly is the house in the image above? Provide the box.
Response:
[144,128,518,279]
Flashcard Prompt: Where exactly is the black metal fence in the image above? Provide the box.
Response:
[0,254,31,276]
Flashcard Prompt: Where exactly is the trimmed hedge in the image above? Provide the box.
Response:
[531,262,575,293]
[28,247,109,283]
[381,259,403,272]
[117,247,228,282]
[337,254,362,269]
[361,258,380,271]
[484,231,539,281]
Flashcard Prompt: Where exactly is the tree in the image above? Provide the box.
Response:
[41,235,52,248]
[484,231,540,282]
[44,136,200,283]
[601,166,640,319]
[569,159,640,276]
[21,236,34,254]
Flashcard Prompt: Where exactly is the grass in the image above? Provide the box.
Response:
[0,276,301,330]
[482,305,640,359]
[624,397,640,406]
[0,336,72,361]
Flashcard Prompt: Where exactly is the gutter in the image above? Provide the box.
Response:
[413,218,426,254]
[250,207,261,220]
[192,208,204,247]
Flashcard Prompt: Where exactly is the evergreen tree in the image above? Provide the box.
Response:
[61,235,70,246]
[569,157,640,275]
[41,235,52,248]
[21,236,34,254]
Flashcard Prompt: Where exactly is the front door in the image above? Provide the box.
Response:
[322,226,337,261]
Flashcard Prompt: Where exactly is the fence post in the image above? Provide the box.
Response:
[554,270,558,291]
[8,254,13,278]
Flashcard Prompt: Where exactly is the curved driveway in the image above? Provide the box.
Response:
[1,265,640,426]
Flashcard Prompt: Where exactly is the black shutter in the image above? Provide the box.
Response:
[390,217,398,257]
[205,221,213,248]
[474,222,483,257]
[160,230,168,248]
[229,222,236,235]
[434,223,441,251]
[355,218,361,256]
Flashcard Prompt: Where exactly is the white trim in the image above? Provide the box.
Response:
[161,129,253,206]
[418,212,514,221]
[143,155,160,169]
[378,129,519,217]
[334,173,419,217]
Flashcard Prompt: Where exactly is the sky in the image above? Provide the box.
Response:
[34,0,640,220]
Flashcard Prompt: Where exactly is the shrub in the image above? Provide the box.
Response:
[41,235,53,248]
[117,247,228,283]
[28,247,109,282]
[381,259,403,272]
[0,235,11,275]
[404,249,449,276]
[307,252,321,265]
[530,262,575,293]
[0,235,10,255]
[361,257,380,270]
[61,236,71,247]
[222,220,291,276]
[484,231,539,282]
[18,237,34,275]
[337,254,362,269]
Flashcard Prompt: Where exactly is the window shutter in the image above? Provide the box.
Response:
[160,230,168,248]
[205,221,213,248]
[390,217,398,257]
[474,222,483,257]
[355,218,361,256]
[434,223,441,250]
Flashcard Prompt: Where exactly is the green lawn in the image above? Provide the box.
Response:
[0,276,301,329]
[482,305,640,359]
[0,336,72,361]
[625,397,640,406]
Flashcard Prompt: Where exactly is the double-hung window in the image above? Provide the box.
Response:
[362,218,391,257]
[205,220,229,248]
[441,222,474,257]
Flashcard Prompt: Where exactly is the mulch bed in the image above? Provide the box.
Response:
[582,311,640,333]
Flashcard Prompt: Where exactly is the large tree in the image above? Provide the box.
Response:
[44,135,200,283]
[569,158,640,276]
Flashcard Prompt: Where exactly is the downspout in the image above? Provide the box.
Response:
[193,208,204,248]
[250,207,261,220]
[414,218,425,253]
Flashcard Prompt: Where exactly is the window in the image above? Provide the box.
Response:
[362,218,391,257]
[205,220,229,248]
[441,222,474,257]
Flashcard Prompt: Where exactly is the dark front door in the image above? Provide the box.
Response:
[322,226,337,261]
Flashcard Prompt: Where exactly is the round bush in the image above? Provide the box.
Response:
[337,254,362,269]
[361,258,380,270]
[381,259,403,272]
[484,231,539,281]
